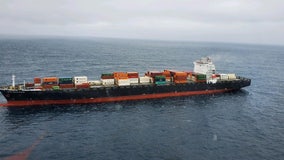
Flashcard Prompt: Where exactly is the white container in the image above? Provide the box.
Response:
[73,76,88,84]
[116,79,130,86]
[89,80,102,86]
[34,83,41,87]
[129,78,139,84]
[101,79,114,85]
[139,76,151,83]
[220,74,229,80]
[228,74,237,80]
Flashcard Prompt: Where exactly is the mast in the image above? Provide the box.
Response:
[12,75,15,88]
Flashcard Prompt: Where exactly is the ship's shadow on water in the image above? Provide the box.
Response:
[4,89,249,116]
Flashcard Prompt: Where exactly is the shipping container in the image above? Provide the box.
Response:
[114,72,128,79]
[146,71,163,78]
[52,86,60,90]
[59,84,74,89]
[73,76,88,81]
[174,80,188,84]
[174,72,188,77]
[220,74,229,80]
[154,75,166,85]
[127,72,139,78]
[196,74,206,80]
[89,80,102,86]
[34,77,41,84]
[42,84,57,89]
[101,79,115,85]
[163,70,172,82]
[73,76,88,84]
[42,77,58,83]
[25,83,34,88]
[129,78,139,84]
[101,73,114,79]
[59,77,73,84]
[139,76,151,84]
[116,79,131,86]
[228,74,237,80]
[75,83,90,89]
[34,83,41,87]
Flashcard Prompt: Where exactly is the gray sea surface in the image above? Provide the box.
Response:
[0,37,283,160]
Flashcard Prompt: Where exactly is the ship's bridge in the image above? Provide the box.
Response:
[193,57,216,75]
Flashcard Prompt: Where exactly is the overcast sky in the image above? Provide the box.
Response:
[0,0,283,45]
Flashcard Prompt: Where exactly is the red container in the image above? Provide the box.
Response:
[127,72,139,78]
[101,75,114,79]
[25,83,34,87]
[59,84,74,89]
[42,85,55,89]
[34,77,41,84]
[76,83,90,89]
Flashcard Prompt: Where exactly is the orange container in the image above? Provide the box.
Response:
[114,72,128,79]
[42,77,58,83]
[174,80,188,84]
[42,84,55,89]
[163,70,171,78]
[174,72,188,77]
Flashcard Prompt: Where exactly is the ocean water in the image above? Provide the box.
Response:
[0,37,283,160]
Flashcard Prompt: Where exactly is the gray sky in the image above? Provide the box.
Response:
[0,0,283,45]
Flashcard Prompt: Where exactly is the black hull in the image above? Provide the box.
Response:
[0,78,251,106]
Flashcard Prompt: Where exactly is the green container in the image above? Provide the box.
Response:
[52,86,60,90]
[154,75,166,82]
[197,74,206,80]
[59,78,73,84]
[154,75,166,85]
[102,73,114,76]
[155,81,166,85]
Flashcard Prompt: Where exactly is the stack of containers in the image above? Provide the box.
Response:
[127,72,139,84]
[188,73,206,82]
[145,71,163,83]
[42,77,59,89]
[73,76,90,89]
[173,72,188,84]
[114,72,130,86]
[59,77,74,89]
[187,71,193,80]
[101,73,115,85]
[195,73,206,82]
[25,82,34,88]
[228,74,237,80]
[34,77,41,87]
[220,74,236,80]
[163,70,172,82]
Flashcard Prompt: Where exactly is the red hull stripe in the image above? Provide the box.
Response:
[0,89,233,107]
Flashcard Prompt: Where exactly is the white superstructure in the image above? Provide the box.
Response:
[193,57,217,83]
[193,57,216,74]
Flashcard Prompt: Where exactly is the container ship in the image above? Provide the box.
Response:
[0,57,251,107]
